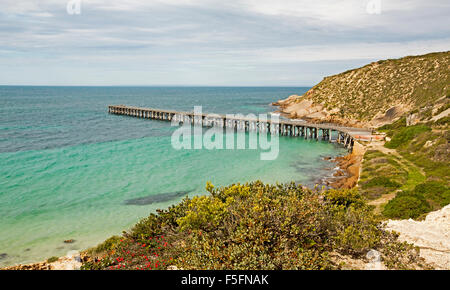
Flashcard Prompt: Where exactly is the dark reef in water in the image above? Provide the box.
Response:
[124,190,192,205]
[0,253,7,260]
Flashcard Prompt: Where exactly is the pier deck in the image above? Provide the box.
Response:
[108,105,373,150]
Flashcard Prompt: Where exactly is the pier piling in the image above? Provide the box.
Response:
[108,105,360,150]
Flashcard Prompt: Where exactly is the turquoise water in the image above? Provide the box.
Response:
[0,86,347,267]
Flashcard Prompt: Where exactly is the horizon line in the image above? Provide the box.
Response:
[0,84,314,88]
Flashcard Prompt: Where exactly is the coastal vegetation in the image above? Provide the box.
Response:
[359,100,449,220]
[46,256,59,263]
[81,182,429,270]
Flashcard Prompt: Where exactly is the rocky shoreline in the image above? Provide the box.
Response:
[313,139,366,190]
[271,95,368,191]
[327,141,365,189]
[1,251,82,270]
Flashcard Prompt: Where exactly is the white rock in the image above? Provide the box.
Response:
[424,140,433,148]
[385,205,450,269]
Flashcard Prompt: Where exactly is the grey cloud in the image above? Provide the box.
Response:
[0,0,449,85]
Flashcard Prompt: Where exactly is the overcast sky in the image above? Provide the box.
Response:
[1,0,449,86]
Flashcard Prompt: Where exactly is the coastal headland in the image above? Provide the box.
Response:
[3,51,449,270]
[271,51,449,268]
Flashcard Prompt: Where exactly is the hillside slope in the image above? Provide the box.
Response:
[274,51,450,127]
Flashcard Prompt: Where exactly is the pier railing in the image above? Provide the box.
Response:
[108,105,367,150]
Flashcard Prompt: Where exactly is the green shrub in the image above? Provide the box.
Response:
[324,188,364,207]
[87,235,122,256]
[383,192,431,219]
[362,176,401,189]
[82,182,428,270]
[385,125,432,149]
[177,195,232,231]
[420,108,433,120]
[378,117,406,131]
[414,182,450,207]
[363,150,387,161]
[434,116,450,126]
[81,256,114,270]
[47,256,59,263]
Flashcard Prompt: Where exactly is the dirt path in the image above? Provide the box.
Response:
[367,142,425,176]
[364,141,426,213]
[368,192,397,215]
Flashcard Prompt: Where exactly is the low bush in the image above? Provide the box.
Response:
[414,182,450,207]
[47,256,59,263]
[81,236,172,270]
[324,188,364,207]
[378,117,406,131]
[434,102,450,116]
[362,177,401,189]
[382,191,431,219]
[385,125,432,149]
[434,116,450,126]
[85,235,122,257]
[82,182,428,270]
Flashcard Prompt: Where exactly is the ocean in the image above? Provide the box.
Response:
[0,86,347,267]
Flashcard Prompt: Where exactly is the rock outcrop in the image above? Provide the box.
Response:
[329,141,365,189]
[386,205,450,269]
[1,251,82,270]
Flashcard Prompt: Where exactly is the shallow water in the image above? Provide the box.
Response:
[0,86,347,267]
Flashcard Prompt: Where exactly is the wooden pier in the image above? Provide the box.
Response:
[108,105,370,150]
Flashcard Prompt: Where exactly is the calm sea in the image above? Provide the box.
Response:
[0,86,347,267]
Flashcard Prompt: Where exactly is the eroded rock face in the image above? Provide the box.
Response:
[385,205,450,270]
[370,105,410,127]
